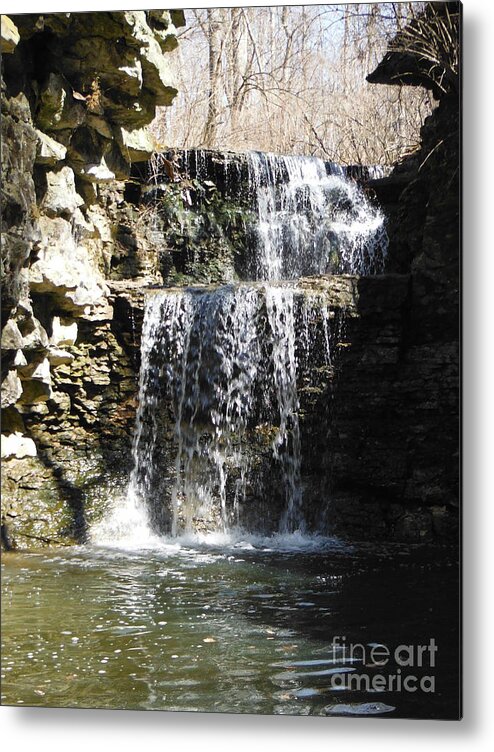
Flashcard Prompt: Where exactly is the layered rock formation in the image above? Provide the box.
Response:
[1,11,184,546]
[355,1,460,540]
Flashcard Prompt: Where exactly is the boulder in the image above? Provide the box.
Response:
[36,73,86,132]
[86,115,113,139]
[64,37,144,98]
[15,297,35,323]
[47,347,74,366]
[17,317,50,352]
[1,370,23,408]
[41,166,84,216]
[77,158,116,183]
[71,208,96,239]
[1,300,50,355]
[105,143,132,180]
[122,12,178,106]
[19,357,53,403]
[116,125,156,162]
[87,208,113,242]
[1,320,24,351]
[13,350,28,368]
[66,126,112,179]
[51,316,78,346]
[101,89,156,129]
[170,10,186,28]
[17,353,51,381]
[148,11,180,52]
[0,406,25,434]
[30,216,108,312]
[48,391,72,413]
[67,126,130,182]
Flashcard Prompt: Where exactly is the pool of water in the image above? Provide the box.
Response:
[1,535,460,718]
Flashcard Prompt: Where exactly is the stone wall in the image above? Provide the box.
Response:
[322,276,458,542]
[358,4,460,542]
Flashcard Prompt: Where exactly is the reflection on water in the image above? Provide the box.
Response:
[1,537,459,718]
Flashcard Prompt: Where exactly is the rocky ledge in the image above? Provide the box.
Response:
[1,10,185,325]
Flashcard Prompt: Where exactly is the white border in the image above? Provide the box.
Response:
[2,0,493,748]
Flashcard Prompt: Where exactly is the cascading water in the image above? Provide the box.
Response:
[123,284,332,538]
[94,151,388,543]
[246,151,387,280]
[264,286,303,533]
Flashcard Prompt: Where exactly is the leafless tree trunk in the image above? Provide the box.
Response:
[203,8,224,148]
[227,7,243,137]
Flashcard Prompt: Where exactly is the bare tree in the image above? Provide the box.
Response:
[203,8,225,147]
[151,3,440,166]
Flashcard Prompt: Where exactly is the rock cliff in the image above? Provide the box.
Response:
[1,11,184,546]
[350,1,460,541]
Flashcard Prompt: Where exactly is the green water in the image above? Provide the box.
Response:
[1,537,460,718]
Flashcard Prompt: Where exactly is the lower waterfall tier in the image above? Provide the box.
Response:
[128,282,337,537]
[3,272,458,547]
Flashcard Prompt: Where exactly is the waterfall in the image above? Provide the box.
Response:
[246,151,387,280]
[127,284,332,536]
[97,151,388,541]
[264,286,303,533]
[152,285,262,535]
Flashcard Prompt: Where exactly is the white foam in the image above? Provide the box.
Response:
[91,523,348,556]
[90,489,159,550]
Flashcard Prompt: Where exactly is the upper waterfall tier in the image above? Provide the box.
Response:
[151,149,389,282]
[246,151,388,280]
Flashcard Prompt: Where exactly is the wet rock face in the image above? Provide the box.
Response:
[358,5,460,543]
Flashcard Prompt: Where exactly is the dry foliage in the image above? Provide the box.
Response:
[151,3,436,165]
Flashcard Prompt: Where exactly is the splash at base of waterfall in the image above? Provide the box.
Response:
[90,502,347,554]
[90,488,160,549]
